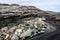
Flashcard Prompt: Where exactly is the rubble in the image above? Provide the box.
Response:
[0,4,56,40]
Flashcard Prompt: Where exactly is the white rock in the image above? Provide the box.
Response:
[40,31,45,33]
[15,29,23,35]
[1,27,8,32]
[5,34,9,39]
[41,28,46,30]
[8,26,17,33]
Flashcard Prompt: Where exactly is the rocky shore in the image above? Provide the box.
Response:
[0,4,60,40]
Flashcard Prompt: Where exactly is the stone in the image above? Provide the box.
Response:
[0,31,2,36]
[20,29,32,38]
[41,28,46,30]
[0,37,4,40]
[5,34,9,39]
[11,34,19,40]
[8,26,17,33]
[17,24,21,28]
[1,27,8,32]
[34,22,38,28]
[44,27,53,33]
[15,29,23,35]
[16,29,22,33]
[40,30,45,33]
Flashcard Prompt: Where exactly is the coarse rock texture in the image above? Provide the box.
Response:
[0,4,60,40]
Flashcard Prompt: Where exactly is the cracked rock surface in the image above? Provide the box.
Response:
[0,4,57,40]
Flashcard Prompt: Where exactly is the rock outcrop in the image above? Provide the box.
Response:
[0,4,59,40]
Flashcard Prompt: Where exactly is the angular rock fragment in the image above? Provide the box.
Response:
[1,27,8,32]
[8,26,17,33]
[20,29,33,38]
[11,34,19,40]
